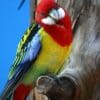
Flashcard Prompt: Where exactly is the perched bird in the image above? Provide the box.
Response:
[0,0,72,99]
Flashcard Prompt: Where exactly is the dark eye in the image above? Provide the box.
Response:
[40,12,47,17]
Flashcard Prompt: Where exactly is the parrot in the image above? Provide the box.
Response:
[0,0,73,99]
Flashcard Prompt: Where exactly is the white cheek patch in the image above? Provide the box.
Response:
[42,17,56,25]
[57,8,65,19]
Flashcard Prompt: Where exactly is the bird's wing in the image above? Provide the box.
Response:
[8,22,41,80]
[0,22,42,99]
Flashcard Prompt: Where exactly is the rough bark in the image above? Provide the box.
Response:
[30,0,100,100]
[30,0,37,22]
[57,0,100,100]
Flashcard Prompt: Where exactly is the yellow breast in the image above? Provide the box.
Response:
[34,28,72,74]
[22,28,72,85]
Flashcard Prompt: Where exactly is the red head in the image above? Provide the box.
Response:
[35,0,58,24]
[35,0,73,47]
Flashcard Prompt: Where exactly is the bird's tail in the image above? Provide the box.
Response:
[0,79,17,100]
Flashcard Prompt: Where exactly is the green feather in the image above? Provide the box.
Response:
[8,22,38,80]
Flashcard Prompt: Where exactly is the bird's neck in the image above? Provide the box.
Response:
[42,16,72,47]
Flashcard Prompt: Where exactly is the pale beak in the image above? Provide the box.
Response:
[41,8,65,25]
[49,8,65,20]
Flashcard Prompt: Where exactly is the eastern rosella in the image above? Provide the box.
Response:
[0,0,72,99]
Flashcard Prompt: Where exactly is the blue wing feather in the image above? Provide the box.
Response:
[0,23,42,99]
[14,33,41,79]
